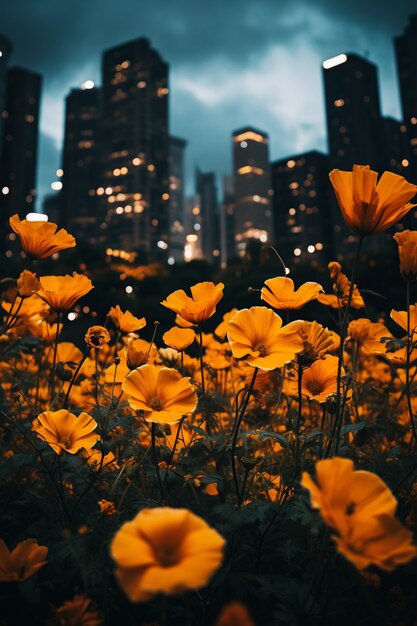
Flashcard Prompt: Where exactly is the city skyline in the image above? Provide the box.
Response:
[2,0,416,206]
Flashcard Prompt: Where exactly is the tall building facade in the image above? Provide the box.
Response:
[99,38,169,260]
[395,14,417,181]
[0,36,13,174]
[61,83,101,243]
[0,67,42,230]
[195,169,220,263]
[220,174,235,268]
[271,151,333,268]
[232,127,273,255]
[168,135,186,262]
[322,53,382,171]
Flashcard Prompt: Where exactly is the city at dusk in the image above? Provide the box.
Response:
[1,2,417,625]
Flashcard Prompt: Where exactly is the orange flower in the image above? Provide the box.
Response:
[302,458,417,571]
[51,595,102,626]
[318,261,364,309]
[16,270,40,298]
[161,281,224,324]
[391,306,417,336]
[37,274,93,312]
[9,214,76,259]
[110,507,225,602]
[347,319,391,354]
[32,409,99,455]
[214,308,238,340]
[85,326,111,349]
[227,306,304,370]
[215,602,255,626]
[288,355,340,403]
[163,327,196,351]
[108,305,146,333]
[261,277,323,310]
[0,538,48,581]
[293,320,335,366]
[393,230,417,281]
[329,165,417,236]
[122,364,198,423]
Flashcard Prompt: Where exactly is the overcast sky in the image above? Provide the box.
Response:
[1,0,416,207]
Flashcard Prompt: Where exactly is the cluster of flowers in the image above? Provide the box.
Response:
[1,164,417,624]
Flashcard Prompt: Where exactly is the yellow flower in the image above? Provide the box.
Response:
[9,214,76,259]
[107,305,146,333]
[85,326,111,349]
[32,409,99,455]
[261,277,323,310]
[122,364,198,424]
[393,230,417,281]
[227,307,304,370]
[329,165,417,236]
[318,261,364,309]
[161,281,224,324]
[302,458,417,571]
[0,538,48,581]
[37,274,94,312]
[347,319,391,354]
[110,507,225,602]
[163,327,196,351]
[293,320,335,365]
[288,355,340,403]
[391,306,417,336]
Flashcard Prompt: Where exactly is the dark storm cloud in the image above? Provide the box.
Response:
[1,0,415,203]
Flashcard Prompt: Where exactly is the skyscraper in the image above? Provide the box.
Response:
[322,53,382,171]
[395,14,417,181]
[99,37,169,260]
[61,83,101,243]
[220,175,236,268]
[168,136,187,263]
[195,169,220,263]
[0,35,13,173]
[232,127,273,256]
[271,151,332,268]
[0,67,42,229]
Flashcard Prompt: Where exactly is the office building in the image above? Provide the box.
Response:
[232,127,273,255]
[0,35,13,173]
[99,37,170,260]
[0,67,42,230]
[322,53,382,171]
[271,150,332,267]
[61,82,101,243]
[168,136,187,262]
[195,169,220,263]
[220,174,236,267]
[395,14,417,181]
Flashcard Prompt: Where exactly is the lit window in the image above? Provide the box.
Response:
[51,181,62,191]
[192,207,200,215]
[402,159,409,167]
[293,247,301,256]
[289,208,296,216]
[334,99,344,108]
[137,81,146,89]
[162,193,170,200]
[322,54,347,69]
[307,245,315,253]
[287,160,296,169]
[148,164,155,172]
[115,206,123,215]
[132,157,142,166]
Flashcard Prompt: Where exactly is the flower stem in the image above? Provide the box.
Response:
[405,279,417,446]
[151,422,166,503]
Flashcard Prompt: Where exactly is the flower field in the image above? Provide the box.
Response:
[1,165,417,625]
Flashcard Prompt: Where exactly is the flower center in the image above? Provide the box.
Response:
[149,396,163,411]
[59,438,72,449]
[254,342,268,357]
[155,545,180,567]
[345,502,356,516]
[305,381,324,397]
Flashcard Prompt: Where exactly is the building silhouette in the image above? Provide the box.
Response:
[322,53,382,172]
[395,13,417,181]
[99,37,169,260]
[0,67,42,229]
[61,83,101,243]
[168,135,186,263]
[232,127,273,256]
[220,174,235,268]
[195,169,220,263]
[271,150,333,268]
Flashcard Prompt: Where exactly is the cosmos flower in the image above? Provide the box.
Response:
[37,274,93,312]
[110,507,225,602]
[287,354,340,403]
[347,319,391,354]
[122,364,198,423]
[393,230,417,281]
[32,409,99,455]
[301,458,417,571]
[163,327,196,351]
[161,281,224,324]
[108,305,146,333]
[329,165,417,236]
[227,306,304,370]
[0,538,48,582]
[85,326,111,349]
[9,214,76,260]
[261,277,323,310]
